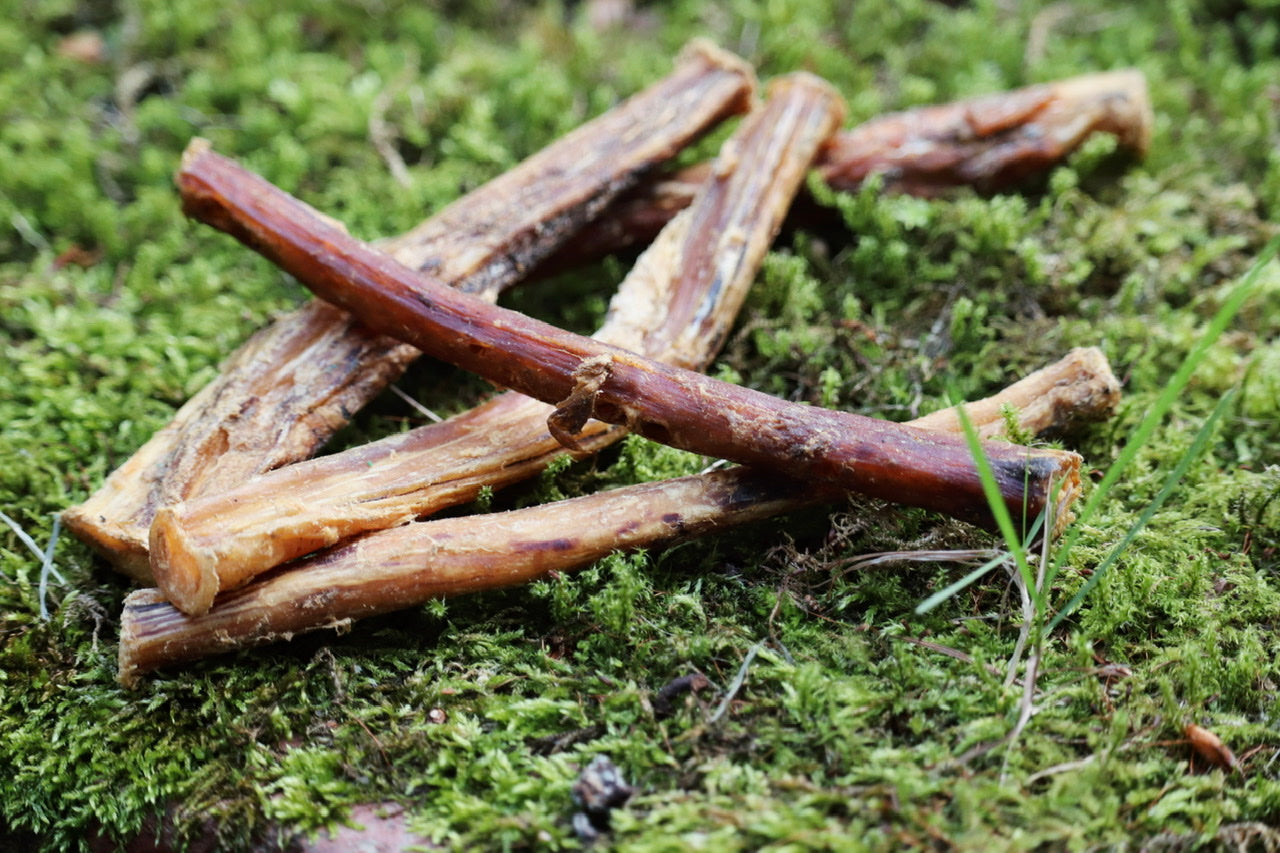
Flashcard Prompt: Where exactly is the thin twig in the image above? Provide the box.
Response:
[1,509,50,563]
[709,641,764,724]
[368,63,416,189]
[387,385,443,423]
[1025,754,1097,786]
[0,510,66,621]
[39,516,62,620]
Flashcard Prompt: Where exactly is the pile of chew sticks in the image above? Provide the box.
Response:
[61,42,1149,686]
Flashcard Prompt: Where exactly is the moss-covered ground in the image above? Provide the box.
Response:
[3,1,1280,849]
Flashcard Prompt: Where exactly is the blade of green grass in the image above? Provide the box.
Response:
[1044,236,1280,591]
[948,387,1040,612]
[1046,386,1238,633]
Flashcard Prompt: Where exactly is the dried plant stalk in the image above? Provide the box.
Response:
[62,40,755,579]
[118,347,1119,686]
[174,115,1082,546]
[151,73,847,614]
[537,69,1153,271]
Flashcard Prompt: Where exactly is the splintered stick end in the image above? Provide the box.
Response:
[678,38,758,98]
[179,136,213,171]
[117,589,155,689]
[1060,346,1123,422]
[764,72,849,128]
[1049,451,1084,538]
[150,506,220,616]
[1052,69,1154,156]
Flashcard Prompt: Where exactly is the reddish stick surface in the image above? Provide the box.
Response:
[174,111,1081,543]
[151,73,846,614]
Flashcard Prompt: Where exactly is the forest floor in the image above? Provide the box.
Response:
[2,1,1279,850]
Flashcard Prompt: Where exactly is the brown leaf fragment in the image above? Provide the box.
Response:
[1185,723,1240,773]
[549,354,617,451]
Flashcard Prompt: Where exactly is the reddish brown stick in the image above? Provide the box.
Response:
[117,347,1118,687]
[150,74,846,614]
[66,65,1144,576]
[174,113,1081,540]
[815,68,1151,196]
[537,69,1152,271]
[61,40,755,578]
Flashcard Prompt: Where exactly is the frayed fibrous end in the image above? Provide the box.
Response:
[1049,452,1084,538]
[1049,69,1154,157]
[677,38,759,108]
[912,347,1121,441]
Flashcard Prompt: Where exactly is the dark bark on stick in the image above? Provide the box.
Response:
[62,40,755,578]
[150,74,847,614]
[118,347,1117,686]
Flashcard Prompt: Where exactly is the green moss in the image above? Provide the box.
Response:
[5,0,1280,850]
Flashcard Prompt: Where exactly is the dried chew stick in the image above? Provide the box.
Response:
[814,68,1152,197]
[173,90,1082,548]
[61,41,755,579]
[118,346,1119,686]
[536,69,1153,271]
[150,73,847,614]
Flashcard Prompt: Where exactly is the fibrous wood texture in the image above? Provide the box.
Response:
[119,346,1117,686]
[62,40,755,578]
[150,73,847,614]
[173,122,1083,549]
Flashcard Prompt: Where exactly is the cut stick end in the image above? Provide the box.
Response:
[1060,345,1123,422]
[117,589,158,689]
[1048,450,1084,538]
[179,136,213,171]
[150,506,220,615]
[60,504,154,582]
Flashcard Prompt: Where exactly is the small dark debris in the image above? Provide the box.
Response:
[652,671,710,717]
[528,723,605,756]
[571,755,633,843]
[427,707,447,724]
